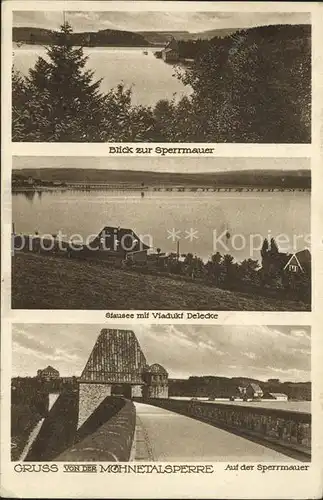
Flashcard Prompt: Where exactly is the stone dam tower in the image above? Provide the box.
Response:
[78,329,168,427]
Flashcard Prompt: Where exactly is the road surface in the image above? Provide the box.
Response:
[133,402,296,462]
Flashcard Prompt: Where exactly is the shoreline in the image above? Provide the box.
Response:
[13,43,163,50]
[12,185,311,193]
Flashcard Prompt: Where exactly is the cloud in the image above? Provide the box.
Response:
[243,352,257,360]
[12,324,310,382]
[290,328,311,339]
[13,11,310,33]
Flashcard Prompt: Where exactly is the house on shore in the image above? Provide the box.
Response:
[88,226,150,263]
[245,383,264,400]
[161,38,180,62]
[261,242,311,284]
[268,392,288,401]
[282,249,311,275]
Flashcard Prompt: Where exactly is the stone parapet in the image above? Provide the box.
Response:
[56,400,136,462]
[78,383,111,429]
[144,398,311,459]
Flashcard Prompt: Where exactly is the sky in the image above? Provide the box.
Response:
[13,11,310,33]
[13,157,309,174]
[12,324,310,382]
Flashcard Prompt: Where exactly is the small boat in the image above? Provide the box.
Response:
[143,50,148,55]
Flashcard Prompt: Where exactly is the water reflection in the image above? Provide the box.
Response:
[12,189,310,262]
[23,191,36,202]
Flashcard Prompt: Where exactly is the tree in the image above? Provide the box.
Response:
[12,68,28,141]
[24,22,107,141]
[184,252,194,267]
[269,238,279,256]
[191,255,205,279]
[222,254,237,285]
[211,252,222,265]
[175,25,310,143]
[155,248,162,267]
[206,252,224,285]
[260,238,269,259]
[152,97,196,141]
[238,258,260,286]
[223,254,234,268]
[12,23,150,142]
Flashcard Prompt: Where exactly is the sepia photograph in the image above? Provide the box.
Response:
[12,156,311,311]
[12,9,311,143]
[11,324,311,463]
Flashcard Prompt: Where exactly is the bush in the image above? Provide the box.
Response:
[13,24,310,143]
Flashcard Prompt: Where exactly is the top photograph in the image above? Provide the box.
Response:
[12,10,311,143]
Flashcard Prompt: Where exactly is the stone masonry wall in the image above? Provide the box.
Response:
[146,399,311,457]
[149,384,169,399]
[131,385,143,397]
[57,400,136,462]
[78,383,111,429]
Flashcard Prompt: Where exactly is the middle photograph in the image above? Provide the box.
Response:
[11,156,311,311]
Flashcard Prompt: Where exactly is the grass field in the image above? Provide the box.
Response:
[12,253,310,311]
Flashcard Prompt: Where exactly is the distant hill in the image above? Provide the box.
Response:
[192,28,238,40]
[13,24,306,48]
[13,26,151,47]
[12,168,311,189]
[137,31,192,45]
[12,26,236,47]
[13,27,56,45]
[169,376,311,400]
[138,28,237,44]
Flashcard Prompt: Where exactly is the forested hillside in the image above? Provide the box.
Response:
[12,168,311,188]
[13,26,150,46]
[12,23,311,143]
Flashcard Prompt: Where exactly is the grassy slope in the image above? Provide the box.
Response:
[12,253,309,311]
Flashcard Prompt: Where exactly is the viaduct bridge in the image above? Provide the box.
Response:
[22,329,311,463]
[62,183,309,193]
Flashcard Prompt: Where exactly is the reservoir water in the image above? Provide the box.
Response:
[12,189,310,263]
[13,44,192,107]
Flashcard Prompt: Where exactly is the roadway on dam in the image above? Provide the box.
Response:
[132,402,296,462]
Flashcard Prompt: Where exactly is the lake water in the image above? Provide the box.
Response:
[171,398,310,413]
[13,44,191,106]
[12,190,310,263]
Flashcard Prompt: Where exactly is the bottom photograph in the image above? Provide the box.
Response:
[11,324,311,463]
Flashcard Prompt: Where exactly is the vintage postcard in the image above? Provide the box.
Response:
[11,5,311,143]
[11,156,311,312]
[1,1,323,499]
[10,324,311,464]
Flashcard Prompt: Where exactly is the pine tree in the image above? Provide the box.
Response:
[23,22,106,141]
[260,238,269,259]
[12,23,156,142]
[270,238,279,256]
